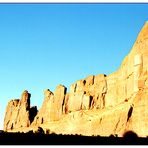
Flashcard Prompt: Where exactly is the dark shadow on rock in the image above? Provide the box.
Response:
[29,106,38,124]
[0,131,147,145]
[26,93,31,111]
[127,106,133,122]
[89,96,93,108]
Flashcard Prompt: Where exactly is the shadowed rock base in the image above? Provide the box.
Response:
[0,131,147,145]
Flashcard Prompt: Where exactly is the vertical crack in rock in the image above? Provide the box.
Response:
[114,118,120,133]
[127,105,133,122]
[62,87,67,114]
[89,96,93,108]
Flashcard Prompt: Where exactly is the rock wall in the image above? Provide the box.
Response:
[3,22,148,137]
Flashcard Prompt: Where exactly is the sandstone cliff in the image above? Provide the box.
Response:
[3,22,148,137]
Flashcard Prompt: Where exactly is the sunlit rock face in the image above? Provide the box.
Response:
[4,90,37,131]
[3,22,148,137]
[67,74,107,111]
[32,85,67,126]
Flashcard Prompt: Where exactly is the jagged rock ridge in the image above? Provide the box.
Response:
[3,22,148,137]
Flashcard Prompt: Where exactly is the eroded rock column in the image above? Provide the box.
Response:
[4,90,33,130]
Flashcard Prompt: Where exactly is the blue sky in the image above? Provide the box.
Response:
[0,3,148,130]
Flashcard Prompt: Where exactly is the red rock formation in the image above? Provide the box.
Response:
[3,22,148,137]
[32,85,67,126]
[4,90,37,131]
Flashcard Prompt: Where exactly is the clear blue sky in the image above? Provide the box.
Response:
[0,3,148,130]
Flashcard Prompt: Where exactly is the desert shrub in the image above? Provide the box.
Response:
[35,127,45,134]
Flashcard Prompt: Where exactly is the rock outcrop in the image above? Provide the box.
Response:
[4,90,37,131]
[32,85,67,125]
[3,22,148,137]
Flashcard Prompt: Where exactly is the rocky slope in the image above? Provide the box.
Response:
[3,22,148,137]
